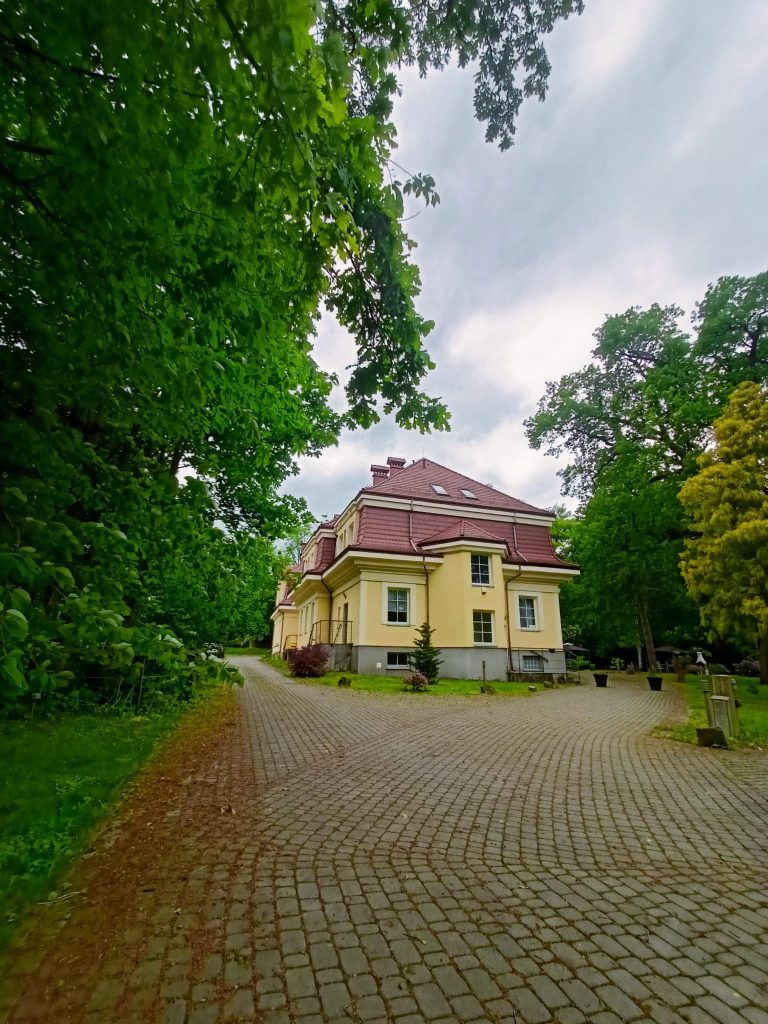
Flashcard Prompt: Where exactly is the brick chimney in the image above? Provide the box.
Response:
[386,456,406,476]
[370,464,389,485]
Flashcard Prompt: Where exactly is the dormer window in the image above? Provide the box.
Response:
[460,488,477,499]
[431,484,448,495]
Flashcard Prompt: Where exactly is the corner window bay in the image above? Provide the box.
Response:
[387,588,409,624]
[471,553,491,586]
[518,596,537,629]
[473,610,494,645]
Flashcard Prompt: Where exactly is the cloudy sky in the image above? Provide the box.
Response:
[289,0,768,520]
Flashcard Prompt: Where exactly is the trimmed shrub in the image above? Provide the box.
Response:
[734,659,759,677]
[404,672,429,693]
[288,644,330,677]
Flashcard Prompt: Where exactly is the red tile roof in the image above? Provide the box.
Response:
[307,535,336,573]
[419,518,507,547]
[354,507,574,569]
[360,458,550,514]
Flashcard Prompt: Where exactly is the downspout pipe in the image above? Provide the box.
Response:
[408,500,430,626]
[505,513,528,678]
[505,574,522,678]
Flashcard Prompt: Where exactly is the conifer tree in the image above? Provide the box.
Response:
[679,382,768,684]
[412,623,442,685]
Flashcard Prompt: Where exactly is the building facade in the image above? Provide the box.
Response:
[271,457,578,680]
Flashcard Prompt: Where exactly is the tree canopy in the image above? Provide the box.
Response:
[1,0,583,708]
[679,383,768,684]
[527,274,768,668]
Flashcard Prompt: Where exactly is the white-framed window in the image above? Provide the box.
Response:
[460,488,477,499]
[522,654,544,672]
[471,553,491,586]
[473,610,494,645]
[518,596,538,630]
[431,484,448,495]
[387,588,409,624]
[387,652,410,668]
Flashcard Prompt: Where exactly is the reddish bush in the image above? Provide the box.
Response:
[734,659,759,677]
[404,672,429,692]
[288,644,331,677]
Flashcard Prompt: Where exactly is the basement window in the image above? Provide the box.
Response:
[387,652,410,668]
[522,654,544,673]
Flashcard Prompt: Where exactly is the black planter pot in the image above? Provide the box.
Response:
[593,672,608,687]
[647,676,663,691]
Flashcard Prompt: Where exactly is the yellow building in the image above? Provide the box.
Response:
[271,457,578,680]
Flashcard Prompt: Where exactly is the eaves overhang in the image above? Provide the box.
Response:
[502,564,580,580]
[322,548,444,587]
[419,538,508,554]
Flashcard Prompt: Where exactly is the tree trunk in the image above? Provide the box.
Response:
[759,627,768,685]
[637,598,657,673]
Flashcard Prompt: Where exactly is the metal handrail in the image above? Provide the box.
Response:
[308,619,354,645]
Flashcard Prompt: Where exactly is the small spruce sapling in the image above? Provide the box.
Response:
[411,622,441,684]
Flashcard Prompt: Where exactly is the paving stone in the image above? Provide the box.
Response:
[554,1009,587,1024]
[286,965,316,999]
[159,999,187,1024]
[187,1005,221,1024]
[319,981,351,1018]
[222,987,254,1019]
[529,975,569,1009]
[2,660,767,1024]
[596,984,644,1020]
[507,986,551,1023]
[742,1010,768,1024]
[413,982,453,1019]
[451,992,485,1020]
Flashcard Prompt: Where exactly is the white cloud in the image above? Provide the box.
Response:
[670,4,768,160]
[287,0,768,523]
[560,0,667,97]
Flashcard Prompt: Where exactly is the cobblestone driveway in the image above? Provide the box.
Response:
[2,659,767,1024]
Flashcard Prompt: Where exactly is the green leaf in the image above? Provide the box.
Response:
[2,609,29,639]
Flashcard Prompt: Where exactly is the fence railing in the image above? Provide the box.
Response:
[282,634,298,655]
[309,619,354,645]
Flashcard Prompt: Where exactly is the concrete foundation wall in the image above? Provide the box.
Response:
[351,646,566,680]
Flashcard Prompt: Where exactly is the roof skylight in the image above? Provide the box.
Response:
[460,488,477,499]
[431,484,448,495]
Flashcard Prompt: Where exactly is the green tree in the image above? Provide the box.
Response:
[526,304,712,500]
[679,383,768,684]
[411,622,441,684]
[527,275,768,668]
[526,305,710,666]
[694,273,768,395]
[1,0,583,706]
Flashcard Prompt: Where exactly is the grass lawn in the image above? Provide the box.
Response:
[294,672,548,696]
[227,652,558,697]
[224,645,270,657]
[654,674,768,749]
[0,707,192,951]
